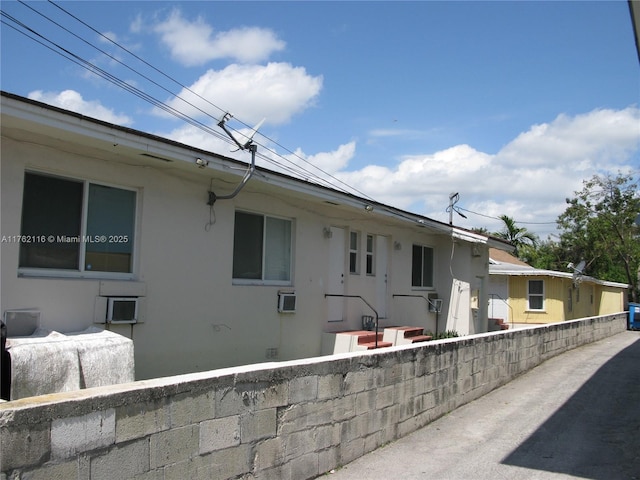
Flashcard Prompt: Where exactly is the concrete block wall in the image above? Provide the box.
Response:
[0,313,627,479]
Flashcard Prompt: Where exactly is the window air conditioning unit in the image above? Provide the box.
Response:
[107,297,138,324]
[277,292,296,313]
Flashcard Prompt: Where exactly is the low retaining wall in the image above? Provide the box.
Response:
[0,313,627,480]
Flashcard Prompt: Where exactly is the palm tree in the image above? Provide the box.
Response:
[494,215,539,259]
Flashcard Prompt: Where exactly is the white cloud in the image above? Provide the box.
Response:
[160,63,322,125]
[162,121,356,182]
[282,142,356,180]
[164,106,637,240]
[153,9,285,66]
[333,107,640,238]
[27,90,133,126]
[499,107,640,170]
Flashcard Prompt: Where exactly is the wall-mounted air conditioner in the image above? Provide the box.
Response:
[107,297,138,324]
[277,292,296,313]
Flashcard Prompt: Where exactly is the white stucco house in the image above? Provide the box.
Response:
[1,91,510,380]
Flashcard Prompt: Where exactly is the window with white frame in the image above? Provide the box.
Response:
[19,171,136,275]
[233,211,292,283]
[527,279,545,310]
[349,231,360,274]
[411,244,434,288]
[366,234,375,275]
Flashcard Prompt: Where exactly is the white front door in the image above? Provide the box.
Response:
[327,227,346,323]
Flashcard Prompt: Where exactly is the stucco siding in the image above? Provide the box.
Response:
[1,98,495,382]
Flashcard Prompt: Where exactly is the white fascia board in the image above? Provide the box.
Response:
[451,227,512,251]
[1,94,230,170]
[0,94,484,236]
[452,228,487,244]
[489,268,630,289]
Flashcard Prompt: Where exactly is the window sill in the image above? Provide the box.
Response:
[232,279,292,287]
[18,269,135,281]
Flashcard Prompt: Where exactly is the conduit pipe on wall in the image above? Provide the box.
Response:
[208,113,261,204]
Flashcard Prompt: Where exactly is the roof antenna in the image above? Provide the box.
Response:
[567,260,586,287]
[208,113,265,205]
[447,192,467,225]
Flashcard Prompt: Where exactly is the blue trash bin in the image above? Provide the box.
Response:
[629,303,640,330]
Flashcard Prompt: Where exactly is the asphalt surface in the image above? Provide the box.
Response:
[322,330,640,480]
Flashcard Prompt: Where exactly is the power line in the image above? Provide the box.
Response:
[457,207,559,226]
[8,1,374,201]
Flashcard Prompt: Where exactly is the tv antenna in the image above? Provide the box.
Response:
[207,113,265,205]
[567,260,586,287]
[447,192,467,225]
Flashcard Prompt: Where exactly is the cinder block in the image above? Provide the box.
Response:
[256,382,289,410]
[289,376,318,403]
[168,391,214,428]
[363,431,383,454]
[89,438,149,480]
[116,400,168,443]
[343,370,372,395]
[17,459,77,480]
[254,436,285,471]
[284,429,319,461]
[331,395,356,422]
[240,408,276,443]
[302,399,335,428]
[149,424,199,469]
[199,415,240,454]
[278,401,331,435]
[289,452,319,480]
[339,437,364,465]
[252,464,290,480]
[341,413,369,443]
[313,424,340,451]
[317,374,342,400]
[51,409,115,459]
[162,453,218,480]
[375,385,395,410]
[129,469,164,480]
[318,446,339,475]
[216,382,287,418]
[0,423,50,471]
[355,390,375,416]
[196,444,252,479]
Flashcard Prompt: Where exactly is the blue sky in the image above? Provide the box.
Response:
[2,1,638,238]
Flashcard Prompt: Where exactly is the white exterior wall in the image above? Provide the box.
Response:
[1,97,493,380]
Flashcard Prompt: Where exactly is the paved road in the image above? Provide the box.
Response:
[322,331,640,480]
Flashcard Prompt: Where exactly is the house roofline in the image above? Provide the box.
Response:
[1,90,507,247]
[489,266,630,289]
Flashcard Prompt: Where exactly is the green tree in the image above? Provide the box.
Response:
[556,173,640,302]
[493,214,539,259]
[522,238,563,270]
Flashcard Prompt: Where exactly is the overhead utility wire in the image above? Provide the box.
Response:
[456,207,559,226]
[45,0,374,201]
[15,1,233,146]
[6,3,325,189]
[1,13,235,151]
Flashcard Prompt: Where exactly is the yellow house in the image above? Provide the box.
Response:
[488,248,628,328]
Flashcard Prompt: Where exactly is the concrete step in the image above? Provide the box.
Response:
[358,341,394,350]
